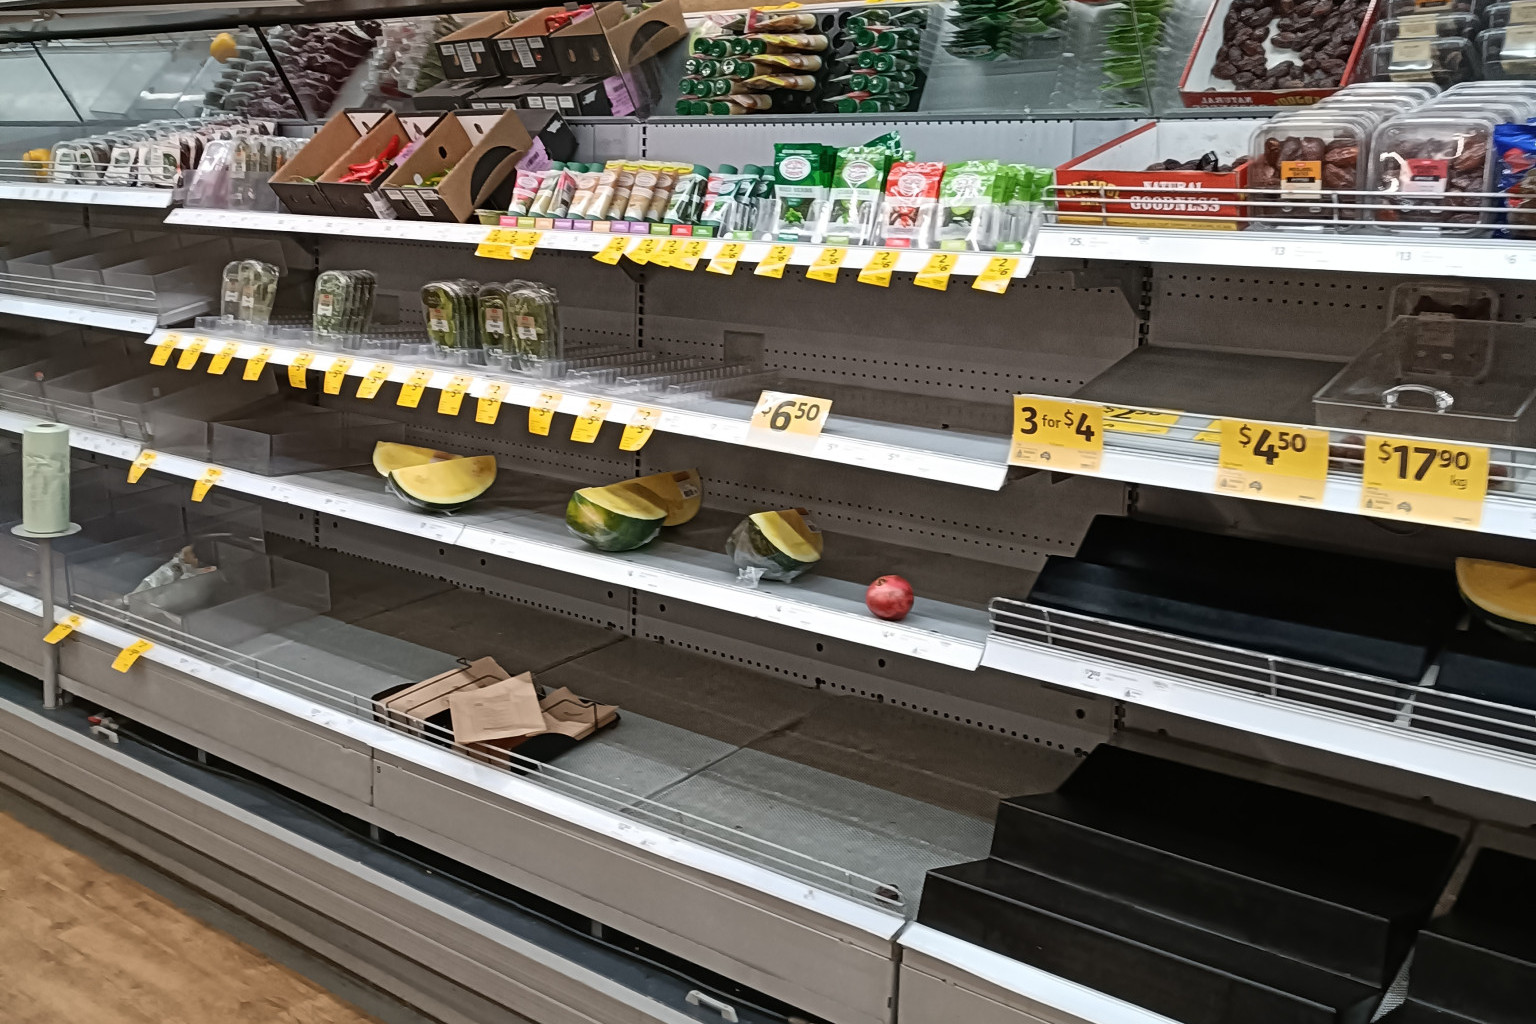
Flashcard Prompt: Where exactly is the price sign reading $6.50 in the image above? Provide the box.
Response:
[1361,435,1488,528]
[1008,397,1103,473]
[747,390,832,453]
[1216,420,1329,506]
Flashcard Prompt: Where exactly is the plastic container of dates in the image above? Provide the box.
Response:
[1367,115,1498,234]
[1481,27,1536,78]
[1382,0,1484,17]
[1359,37,1480,85]
[1485,1,1536,28]
[1369,12,1482,42]
[1420,97,1536,121]
[1247,117,1370,229]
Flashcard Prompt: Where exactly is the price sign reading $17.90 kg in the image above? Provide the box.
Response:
[1361,435,1489,528]
[1216,420,1329,506]
[1008,397,1102,473]
[747,390,832,452]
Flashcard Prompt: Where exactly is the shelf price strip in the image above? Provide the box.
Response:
[208,341,240,375]
[570,398,612,443]
[191,466,222,502]
[44,614,82,645]
[973,256,1020,295]
[858,250,899,287]
[126,450,157,484]
[287,351,315,389]
[476,382,507,425]
[149,333,180,366]
[476,228,516,260]
[914,252,957,291]
[243,346,273,380]
[746,390,831,454]
[1008,397,1102,472]
[112,639,153,672]
[806,247,846,283]
[175,336,208,370]
[593,236,629,264]
[1360,435,1489,529]
[356,362,392,400]
[396,368,433,408]
[673,239,708,271]
[620,406,661,451]
[437,374,472,416]
[755,245,794,279]
[323,357,353,395]
[707,243,745,275]
[1215,420,1329,506]
[529,390,562,436]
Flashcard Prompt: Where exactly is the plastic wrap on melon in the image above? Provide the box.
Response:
[566,486,666,552]
[726,508,822,582]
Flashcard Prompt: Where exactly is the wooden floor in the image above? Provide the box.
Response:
[0,809,384,1024]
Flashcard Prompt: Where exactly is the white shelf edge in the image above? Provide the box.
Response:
[0,410,987,670]
[0,181,178,208]
[142,330,1011,490]
[981,633,1536,805]
[164,208,1036,279]
[898,923,1182,1024]
[0,578,902,939]
[0,294,160,333]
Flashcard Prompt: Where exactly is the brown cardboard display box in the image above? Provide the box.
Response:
[268,109,388,216]
[437,10,523,81]
[493,6,567,76]
[552,0,686,77]
[318,111,442,218]
[380,109,534,223]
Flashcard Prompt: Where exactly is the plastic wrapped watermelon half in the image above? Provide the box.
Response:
[726,508,823,582]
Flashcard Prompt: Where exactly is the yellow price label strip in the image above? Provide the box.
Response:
[208,341,240,375]
[755,244,795,279]
[593,236,629,265]
[1008,397,1103,473]
[914,252,958,291]
[396,367,433,408]
[858,250,901,287]
[356,362,394,400]
[529,390,563,436]
[476,381,508,425]
[1361,435,1489,529]
[973,256,1021,295]
[806,247,847,283]
[127,450,157,484]
[149,333,181,366]
[287,351,315,389]
[175,336,208,370]
[191,466,222,502]
[44,614,82,645]
[1103,407,1181,435]
[570,398,612,443]
[1215,420,1329,506]
[707,242,745,275]
[627,237,661,265]
[111,638,153,673]
[620,406,661,451]
[746,390,832,452]
[438,374,473,416]
[243,345,273,381]
[510,229,541,259]
[652,238,683,268]
[323,356,354,395]
[673,239,708,271]
[476,227,516,260]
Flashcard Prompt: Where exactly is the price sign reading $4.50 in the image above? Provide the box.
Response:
[1216,420,1329,506]
[1361,435,1489,528]
[1008,397,1102,473]
[747,390,832,453]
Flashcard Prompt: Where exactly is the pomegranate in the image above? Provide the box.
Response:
[865,575,914,621]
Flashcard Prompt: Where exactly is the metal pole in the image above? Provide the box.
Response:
[38,536,57,709]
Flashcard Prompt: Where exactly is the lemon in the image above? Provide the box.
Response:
[210,32,238,62]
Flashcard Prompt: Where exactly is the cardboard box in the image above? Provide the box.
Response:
[526,78,614,116]
[468,76,561,110]
[551,0,686,77]
[538,686,618,740]
[1055,121,1261,231]
[515,108,579,165]
[380,109,533,223]
[437,11,522,81]
[318,111,441,218]
[493,7,568,76]
[447,671,545,744]
[380,655,510,739]
[1177,0,1378,108]
[411,78,489,111]
[269,110,388,216]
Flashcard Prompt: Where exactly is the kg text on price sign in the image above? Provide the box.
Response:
[1360,434,1489,529]
[746,390,832,454]
[1008,396,1103,472]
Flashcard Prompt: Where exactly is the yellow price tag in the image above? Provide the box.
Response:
[149,332,181,366]
[757,1,800,7]
[529,390,563,435]
[112,638,154,673]
[1215,420,1329,506]
[858,250,900,287]
[191,466,222,502]
[594,236,629,264]
[511,229,541,259]
[972,256,1021,295]
[396,367,433,408]
[654,238,685,268]
[476,227,516,260]
[755,244,795,279]
[747,390,831,453]
[570,398,612,443]
[914,252,958,291]
[1361,435,1489,529]
[438,374,473,416]
[806,247,847,283]
[477,381,508,424]
[287,351,315,389]
[208,341,240,375]
[707,242,745,275]
[323,356,353,395]
[620,406,661,451]
[356,362,393,400]
[1103,407,1181,435]
[44,614,82,645]
[127,450,156,484]
[673,239,708,271]
[1009,397,1103,472]
[175,336,208,370]
[243,345,273,381]
[628,237,661,265]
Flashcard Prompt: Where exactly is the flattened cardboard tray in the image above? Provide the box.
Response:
[380,109,533,223]
[269,109,390,217]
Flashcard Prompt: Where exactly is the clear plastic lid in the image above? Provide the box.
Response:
[1370,11,1482,42]
[1419,96,1536,120]
[1384,0,1485,17]
[1331,82,1444,98]
[1248,117,1371,226]
[1367,114,1497,233]
[1360,37,1480,85]
[1481,26,1536,77]
[1484,0,1536,28]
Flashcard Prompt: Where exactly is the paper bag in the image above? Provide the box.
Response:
[539,686,618,741]
[448,671,545,745]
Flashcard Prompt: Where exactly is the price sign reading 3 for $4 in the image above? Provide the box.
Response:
[1361,435,1489,528]
[1008,397,1102,472]
[1216,420,1329,505]
[747,390,832,453]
